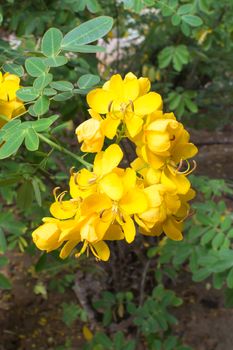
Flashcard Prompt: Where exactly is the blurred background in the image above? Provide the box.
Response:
[0,1,233,349]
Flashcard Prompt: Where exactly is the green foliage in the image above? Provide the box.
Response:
[153,176,233,306]
[0,115,59,158]
[84,331,136,350]
[62,302,88,327]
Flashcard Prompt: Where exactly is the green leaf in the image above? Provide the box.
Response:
[24,128,39,151]
[28,105,37,117]
[86,0,102,13]
[2,63,24,77]
[17,181,34,210]
[225,288,233,308]
[0,228,7,254]
[0,256,8,267]
[212,232,225,250]
[16,87,39,102]
[158,46,173,69]
[44,56,68,67]
[177,4,193,15]
[32,115,59,132]
[0,273,12,290]
[32,178,42,206]
[61,16,113,48]
[77,74,100,89]
[192,268,212,282]
[33,73,53,90]
[33,96,50,116]
[227,268,233,289]
[52,92,73,101]
[171,14,181,26]
[0,130,25,159]
[50,81,74,91]
[63,44,105,53]
[25,57,47,77]
[43,88,57,96]
[62,302,80,327]
[41,28,63,57]
[182,15,203,27]
[200,229,215,246]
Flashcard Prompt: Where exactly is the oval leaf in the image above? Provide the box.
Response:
[41,28,63,57]
[63,44,106,53]
[0,273,12,290]
[182,15,203,27]
[3,63,24,77]
[33,96,50,116]
[44,56,68,67]
[16,87,39,102]
[25,128,39,151]
[33,73,53,90]
[50,81,74,91]
[25,57,47,77]
[78,74,100,89]
[0,131,25,159]
[61,16,113,47]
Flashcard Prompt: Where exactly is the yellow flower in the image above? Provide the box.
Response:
[131,157,191,195]
[87,73,162,138]
[70,143,123,199]
[32,219,62,252]
[0,72,25,128]
[76,110,104,153]
[134,111,198,169]
[135,186,195,241]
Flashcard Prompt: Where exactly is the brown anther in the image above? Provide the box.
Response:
[74,173,79,185]
[70,166,75,176]
[129,100,134,112]
[53,187,61,199]
[88,176,97,184]
[108,100,113,112]
[170,135,175,141]
[59,191,67,203]
[175,159,183,173]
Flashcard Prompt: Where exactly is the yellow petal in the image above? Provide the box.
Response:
[172,143,198,162]
[134,92,162,115]
[91,241,110,261]
[138,77,151,95]
[59,220,82,242]
[123,78,139,101]
[163,218,183,241]
[107,74,124,99]
[146,131,170,153]
[76,118,100,142]
[143,185,162,207]
[120,188,148,215]
[99,173,124,200]
[94,144,123,176]
[125,114,143,137]
[121,215,136,243]
[121,168,137,193]
[162,169,190,195]
[60,240,79,259]
[87,88,115,114]
[50,200,79,220]
[103,224,124,240]
[32,223,61,252]
[81,193,112,215]
[101,115,121,139]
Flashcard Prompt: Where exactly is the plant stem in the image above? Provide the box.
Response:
[38,134,92,170]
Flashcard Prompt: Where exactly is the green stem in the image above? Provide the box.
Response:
[38,134,92,170]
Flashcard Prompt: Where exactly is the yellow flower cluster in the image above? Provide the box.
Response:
[32,73,198,261]
[0,72,25,128]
